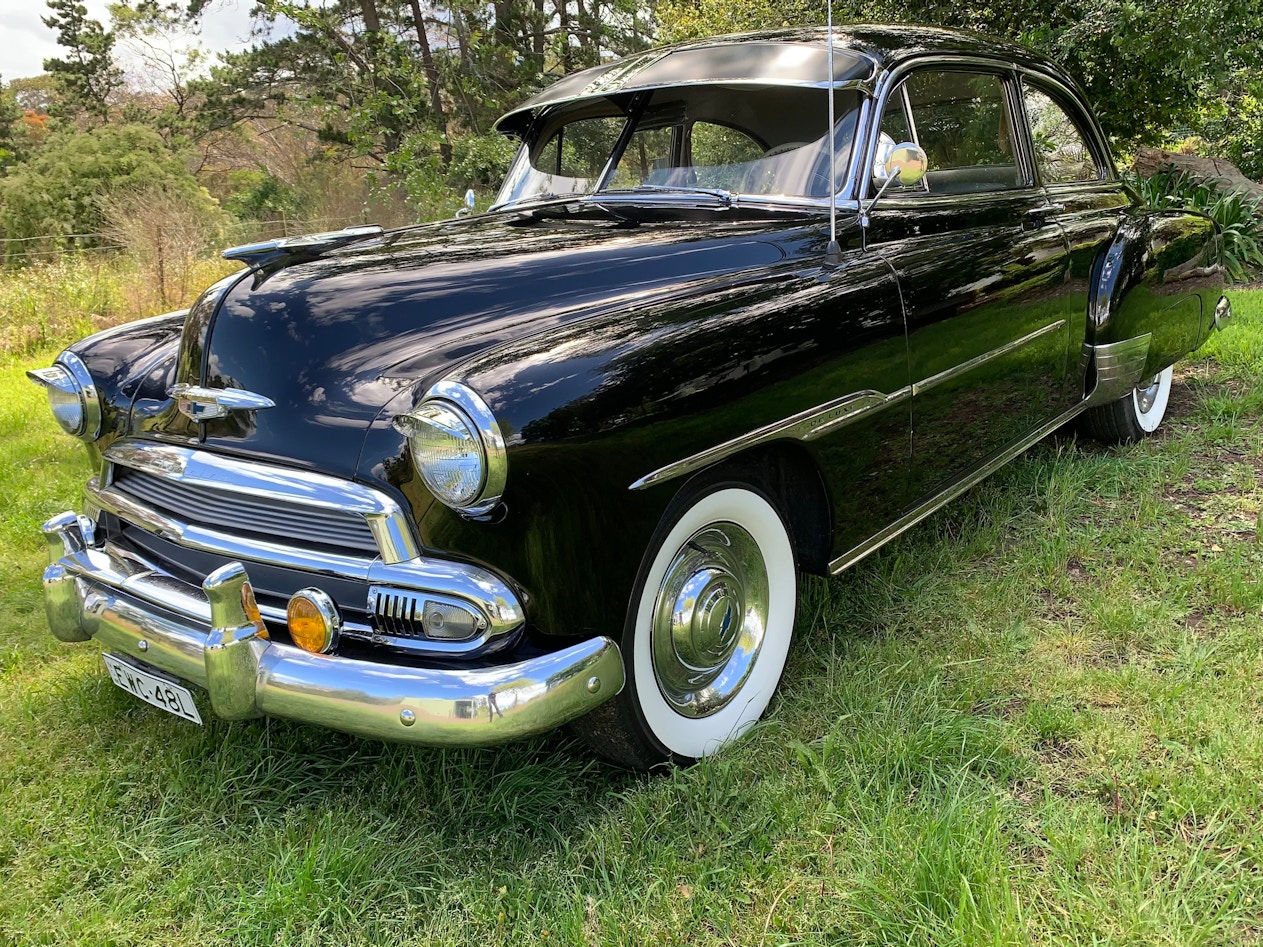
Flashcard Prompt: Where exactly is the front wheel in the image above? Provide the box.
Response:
[580,484,797,769]
[1081,365,1174,444]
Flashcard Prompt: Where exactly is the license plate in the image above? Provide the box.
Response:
[103,653,203,724]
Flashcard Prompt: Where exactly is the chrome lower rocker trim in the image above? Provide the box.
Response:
[828,400,1086,574]
[41,513,621,746]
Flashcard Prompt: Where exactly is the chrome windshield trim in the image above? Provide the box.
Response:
[102,440,421,563]
[629,387,911,491]
[911,320,1067,395]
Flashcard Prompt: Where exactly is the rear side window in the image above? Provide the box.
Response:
[879,70,1022,195]
[1023,84,1101,184]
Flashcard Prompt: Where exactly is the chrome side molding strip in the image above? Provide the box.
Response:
[628,387,911,491]
[630,319,1068,492]
[911,320,1066,396]
[828,400,1086,574]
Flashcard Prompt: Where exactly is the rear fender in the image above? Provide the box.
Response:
[1086,209,1226,401]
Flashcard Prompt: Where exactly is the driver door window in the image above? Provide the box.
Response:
[880,71,1023,194]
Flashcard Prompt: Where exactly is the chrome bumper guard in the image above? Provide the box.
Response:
[40,511,625,747]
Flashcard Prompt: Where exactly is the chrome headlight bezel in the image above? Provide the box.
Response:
[394,381,507,516]
[26,351,101,440]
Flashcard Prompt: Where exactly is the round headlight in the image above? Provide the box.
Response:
[43,366,86,435]
[406,401,486,506]
[26,352,100,439]
[394,382,507,515]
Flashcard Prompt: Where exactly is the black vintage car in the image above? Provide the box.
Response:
[29,25,1232,769]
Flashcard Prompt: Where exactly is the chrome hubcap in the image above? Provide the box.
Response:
[651,522,768,717]
[1136,373,1163,414]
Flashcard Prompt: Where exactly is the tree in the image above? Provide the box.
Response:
[0,80,23,171]
[0,123,218,249]
[42,0,125,122]
[654,0,1263,151]
[191,0,657,188]
[108,0,209,138]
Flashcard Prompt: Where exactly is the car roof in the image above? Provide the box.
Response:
[494,24,1060,135]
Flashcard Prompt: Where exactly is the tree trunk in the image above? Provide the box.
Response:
[360,0,381,34]
[406,0,453,166]
[555,0,573,73]
[1132,147,1263,199]
[532,0,545,67]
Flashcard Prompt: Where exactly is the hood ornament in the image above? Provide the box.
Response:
[221,225,384,268]
[170,384,276,422]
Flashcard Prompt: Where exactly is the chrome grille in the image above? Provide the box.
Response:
[113,467,380,555]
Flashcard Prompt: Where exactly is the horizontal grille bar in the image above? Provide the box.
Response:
[114,467,380,555]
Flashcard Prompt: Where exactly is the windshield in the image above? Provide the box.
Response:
[494,85,864,208]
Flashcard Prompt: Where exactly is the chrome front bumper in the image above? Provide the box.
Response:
[40,511,625,747]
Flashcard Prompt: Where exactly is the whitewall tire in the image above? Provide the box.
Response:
[581,484,797,767]
[1082,365,1174,444]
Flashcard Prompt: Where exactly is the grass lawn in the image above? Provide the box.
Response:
[0,289,1260,946]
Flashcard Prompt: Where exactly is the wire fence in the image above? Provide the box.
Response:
[0,216,374,265]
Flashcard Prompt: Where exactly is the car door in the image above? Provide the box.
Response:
[864,65,1075,503]
[1019,71,1131,381]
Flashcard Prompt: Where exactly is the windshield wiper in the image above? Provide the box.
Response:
[590,184,734,209]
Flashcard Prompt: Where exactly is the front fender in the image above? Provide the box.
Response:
[55,310,189,463]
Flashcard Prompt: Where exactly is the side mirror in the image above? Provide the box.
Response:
[883,143,927,187]
[862,141,930,228]
[455,188,476,218]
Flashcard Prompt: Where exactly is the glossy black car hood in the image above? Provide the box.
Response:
[165,212,787,478]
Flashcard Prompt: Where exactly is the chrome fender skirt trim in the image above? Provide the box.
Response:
[1083,334,1151,408]
[41,513,623,747]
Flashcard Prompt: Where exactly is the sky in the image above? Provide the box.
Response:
[0,0,263,82]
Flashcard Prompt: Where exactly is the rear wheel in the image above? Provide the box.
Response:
[1081,365,1173,444]
[580,483,797,769]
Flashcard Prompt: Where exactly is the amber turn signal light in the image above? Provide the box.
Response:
[287,588,341,654]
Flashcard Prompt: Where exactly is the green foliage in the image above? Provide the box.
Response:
[0,255,237,359]
[223,170,311,222]
[448,133,518,189]
[0,79,24,171]
[41,0,124,122]
[1195,69,1263,181]
[0,124,217,251]
[1130,169,1263,282]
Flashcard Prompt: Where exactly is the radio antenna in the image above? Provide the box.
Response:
[824,0,841,266]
